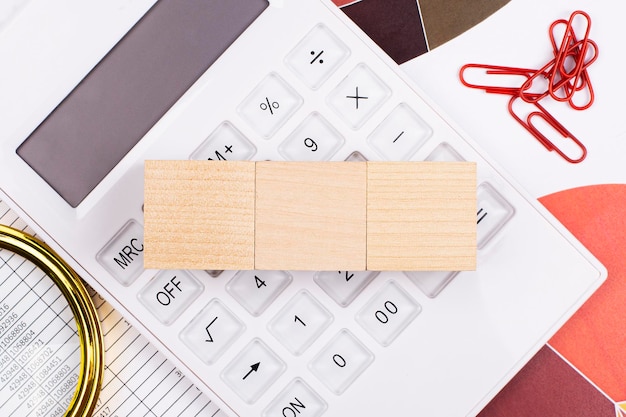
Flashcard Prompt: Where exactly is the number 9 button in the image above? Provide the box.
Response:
[355,280,421,347]
[278,112,344,161]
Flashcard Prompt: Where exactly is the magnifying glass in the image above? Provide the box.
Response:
[0,224,104,417]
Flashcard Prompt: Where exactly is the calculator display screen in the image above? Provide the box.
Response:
[17,0,268,208]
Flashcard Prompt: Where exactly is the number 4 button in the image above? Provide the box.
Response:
[226,270,292,316]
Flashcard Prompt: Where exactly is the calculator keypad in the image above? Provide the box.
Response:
[137,270,203,325]
[406,270,459,298]
[367,103,433,160]
[237,73,303,138]
[96,220,145,286]
[327,63,391,129]
[113,21,519,415]
[262,378,327,417]
[308,329,374,395]
[179,299,245,364]
[226,270,292,316]
[355,280,421,346]
[314,270,378,307]
[190,121,257,161]
[285,23,350,90]
[221,338,286,404]
[268,290,333,355]
[278,112,345,161]
[476,182,516,249]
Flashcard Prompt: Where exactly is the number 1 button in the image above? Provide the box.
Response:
[268,290,333,355]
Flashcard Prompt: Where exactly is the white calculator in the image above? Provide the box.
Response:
[0,0,606,416]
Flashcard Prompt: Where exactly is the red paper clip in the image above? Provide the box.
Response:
[459,64,539,96]
[459,10,596,163]
[508,96,587,163]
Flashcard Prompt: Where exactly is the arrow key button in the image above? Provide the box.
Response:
[221,339,286,404]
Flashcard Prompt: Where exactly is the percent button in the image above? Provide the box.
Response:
[260,97,280,115]
[237,73,303,138]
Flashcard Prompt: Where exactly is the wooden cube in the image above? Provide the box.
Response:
[254,161,367,270]
[144,160,255,270]
[366,161,476,271]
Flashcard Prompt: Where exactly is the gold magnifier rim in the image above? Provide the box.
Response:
[0,224,104,417]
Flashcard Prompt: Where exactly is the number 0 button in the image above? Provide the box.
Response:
[309,329,373,395]
[355,280,421,347]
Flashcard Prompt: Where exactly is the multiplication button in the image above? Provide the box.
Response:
[355,280,421,346]
[327,64,391,129]
[278,112,344,161]
[309,329,373,395]
[190,122,256,161]
[237,73,303,138]
[285,24,350,90]
[268,290,333,355]
[367,103,432,160]
[226,270,292,316]
[96,220,145,286]
[137,270,203,325]
[179,299,245,365]
[263,378,327,417]
[221,339,286,404]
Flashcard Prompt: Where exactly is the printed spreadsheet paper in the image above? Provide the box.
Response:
[0,200,226,417]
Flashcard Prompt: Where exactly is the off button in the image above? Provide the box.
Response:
[138,270,203,325]
[96,220,145,286]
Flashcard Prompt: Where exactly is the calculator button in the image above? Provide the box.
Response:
[367,103,432,160]
[137,270,203,325]
[226,270,292,316]
[405,270,459,298]
[425,141,465,162]
[221,338,286,404]
[355,280,421,346]
[314,270,378,307]
[345,150,367,162]
[309,329,373,395]
[179,299,245,365]
[327,64,391,129]
[477,182,515,249]
[278,112,344,161]
[190,122,256,161]
[96,220,145,286]
[285,23,350,90]
[262,378,327,417]
[268,290,333,356]
[237,73,303,138]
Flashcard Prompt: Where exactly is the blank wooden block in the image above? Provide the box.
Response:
[366,161,476,271]
[255,161,367,270]
[144,160,255,270]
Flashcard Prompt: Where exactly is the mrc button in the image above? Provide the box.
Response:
[97,220,145,286]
